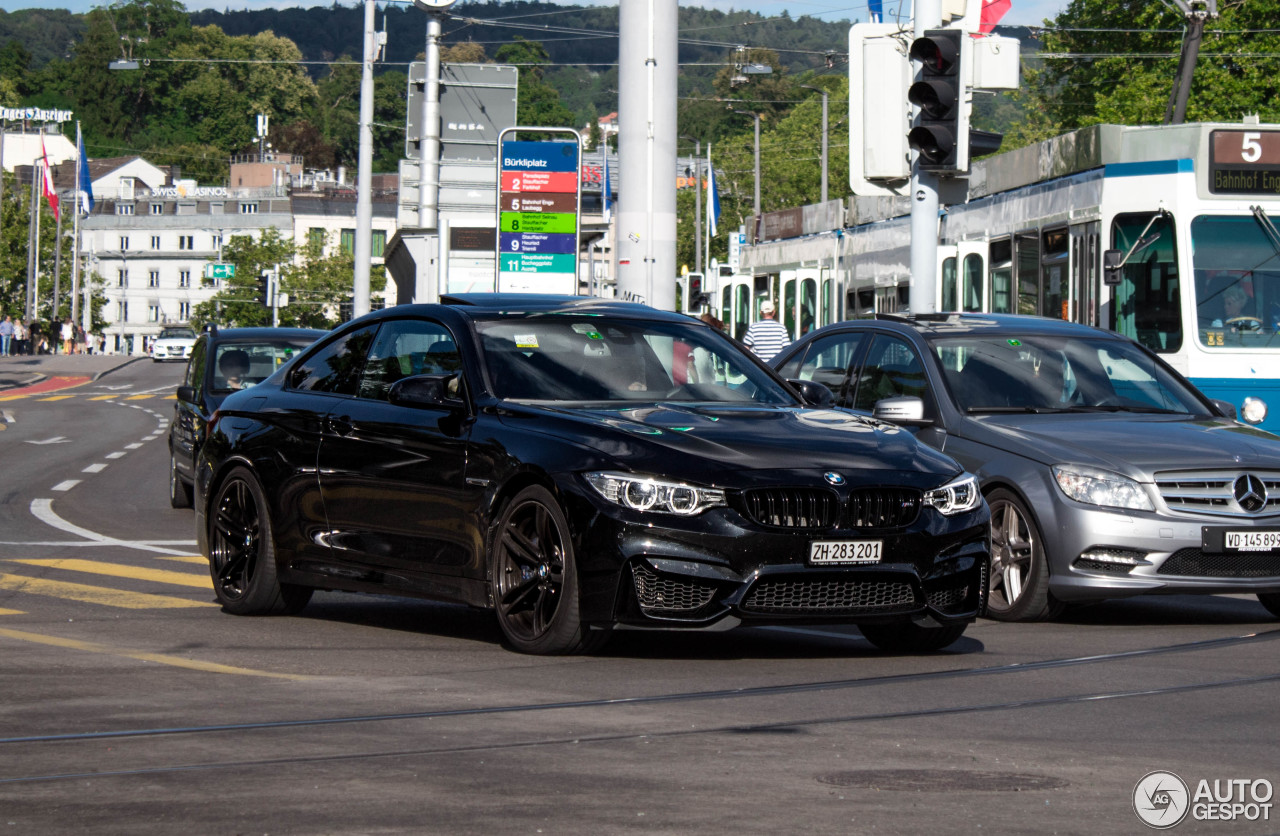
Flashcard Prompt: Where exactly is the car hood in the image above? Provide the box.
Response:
[961,413,1280,478]
[501,402,963,487]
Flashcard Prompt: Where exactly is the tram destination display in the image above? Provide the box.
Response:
[1209,130,1280,195]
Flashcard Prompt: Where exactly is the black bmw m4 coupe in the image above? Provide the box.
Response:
[195,295,990,654]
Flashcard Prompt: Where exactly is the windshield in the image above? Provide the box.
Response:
[475,316,796,405]
[931,333,1211,415]
[212,341,310,393]
[1191,215,1280,349]
[159,328,196,340]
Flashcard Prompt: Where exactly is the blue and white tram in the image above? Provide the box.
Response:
[732,122,1280,432]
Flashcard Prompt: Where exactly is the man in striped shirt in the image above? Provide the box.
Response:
[742,299,791,362]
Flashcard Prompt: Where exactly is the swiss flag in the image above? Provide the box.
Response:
[39,137,60,222]
[980,0,1012,33]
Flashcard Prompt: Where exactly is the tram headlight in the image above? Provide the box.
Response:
[1241,397,1268,425]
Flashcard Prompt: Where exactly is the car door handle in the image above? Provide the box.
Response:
[327,416,355,436]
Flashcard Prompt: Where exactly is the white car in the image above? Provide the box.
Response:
[151,327,198,362]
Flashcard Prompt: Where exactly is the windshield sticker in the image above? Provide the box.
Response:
[571,324,605,340]
[1006,339,1022,347]
[514,334,539,349]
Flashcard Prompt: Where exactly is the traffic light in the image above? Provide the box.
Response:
[908,29,966,172]
[256,270,271,306]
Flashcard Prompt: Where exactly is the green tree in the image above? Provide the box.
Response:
[494,38,574,128]
[192,228,295,328]
[1021,0,1280,138]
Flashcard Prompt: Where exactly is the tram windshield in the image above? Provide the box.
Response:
[1191,215,1280,349]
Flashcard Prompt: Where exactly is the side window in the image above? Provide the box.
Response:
[777,332,865,405]
[290,325,379,395]
[185,338,207,388]
[358,319,460,401]
[852,334,929,413]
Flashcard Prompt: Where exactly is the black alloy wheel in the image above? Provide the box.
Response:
[985,488,1063,622]
[491,485,604,655]
[208,467,311,615]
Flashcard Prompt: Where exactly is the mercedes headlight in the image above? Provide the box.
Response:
[585,472,727,516]
[1052,465,1153,511]
[924,474,981,516]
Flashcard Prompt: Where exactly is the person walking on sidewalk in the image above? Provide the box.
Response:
[13,318,28,355]
[0,315,13,356]
[61,318,74,356]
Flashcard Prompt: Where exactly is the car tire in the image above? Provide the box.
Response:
[985,488,1064,622]
[859,621,968,653]
[490,485,606,655]
[169,454,193,509]
[208,466,312,616]
[1258,592,1280,619]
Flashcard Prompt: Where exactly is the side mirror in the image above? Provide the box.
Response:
[176,385,197,404]
[1209,398,1238,421]
[874,396,931,426]
[787,378,836,409]
[389,374,465,410]
[1103,249,1123,286]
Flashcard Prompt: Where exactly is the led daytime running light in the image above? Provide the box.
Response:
[585,472,726,516]
[923,474,981,516]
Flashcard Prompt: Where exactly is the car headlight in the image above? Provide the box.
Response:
[1052,464,1154,511]
[585,472,726,516]
[923,473,981,516]
[1241,396,1268,425]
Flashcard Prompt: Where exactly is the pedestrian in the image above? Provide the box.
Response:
[74,323,87,355]
[13,318,28,355]
[742,299,792,362]
[61,318,74,356]
[699,312,729,334]
[0,315,13,356]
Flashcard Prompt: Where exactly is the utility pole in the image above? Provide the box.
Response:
[1164,0,1218,125]
[908,0,942,315]
[800,86,829,205]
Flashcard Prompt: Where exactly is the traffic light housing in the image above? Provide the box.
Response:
[908,29,967,172]
[848,22,912,196]
[256,271,271,306]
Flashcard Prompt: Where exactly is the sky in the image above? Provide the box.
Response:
[4,0,1069,28]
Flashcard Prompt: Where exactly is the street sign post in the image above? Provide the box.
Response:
[496,129,583,294]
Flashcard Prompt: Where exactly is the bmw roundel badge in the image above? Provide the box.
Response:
[824,472,846,486]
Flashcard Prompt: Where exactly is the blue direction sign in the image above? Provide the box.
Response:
[500,140,579,173]
[500,231,577,255]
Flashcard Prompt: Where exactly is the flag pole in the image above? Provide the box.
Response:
[72,122,82,326]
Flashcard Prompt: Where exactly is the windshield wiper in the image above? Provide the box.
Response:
[1251,205,1280,257]
[966,406,1048,414]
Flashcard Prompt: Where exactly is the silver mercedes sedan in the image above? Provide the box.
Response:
[772,313,1280,622]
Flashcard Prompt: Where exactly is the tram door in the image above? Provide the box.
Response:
[1070,222,1101,327]
[780,268,821,338]
[938,246,959,312]
[720,275,754,341]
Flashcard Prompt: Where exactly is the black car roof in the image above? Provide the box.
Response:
[869,312,1124,340]
[378,294,695,323]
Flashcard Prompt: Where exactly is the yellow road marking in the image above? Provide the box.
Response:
[88,394,119,401]
[0,608,25,615]
[8,559,211,589]
[125,394,153,400]
[157,555,208,565]
[37,395,74,402]
[0,574,213,609]
[0,627,312,680]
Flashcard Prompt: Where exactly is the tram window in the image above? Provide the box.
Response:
[1043,227,1070,320]
[733,284,751,341]
[963,253,984,311]
[941,257,958,312]
[1016,231,1040,315]
[783,279,797,337]
[1112,212,1181,353]
[754,274,770,296]
[821,279,832,326]
[990,239,1013,313]
[722,287,732,326]
[1190,215,1280,349]
[801,278,817,335]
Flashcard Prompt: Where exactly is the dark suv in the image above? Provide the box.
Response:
[169,325,324,508]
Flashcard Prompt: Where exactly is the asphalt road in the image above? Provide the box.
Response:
[0,359,1277,835]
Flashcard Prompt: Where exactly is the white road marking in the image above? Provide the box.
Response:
[26,437,69,445]
[51,481,80,492]
[105,452,126,460]
[27,499,195,556]
[82,464,107,474]
[1,410,14,423]
[125,443,142,450]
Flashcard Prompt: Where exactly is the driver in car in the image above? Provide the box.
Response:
[219,349,253,390]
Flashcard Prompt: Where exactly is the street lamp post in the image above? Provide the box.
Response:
[800,85,829,205]
[681,136,702,275]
